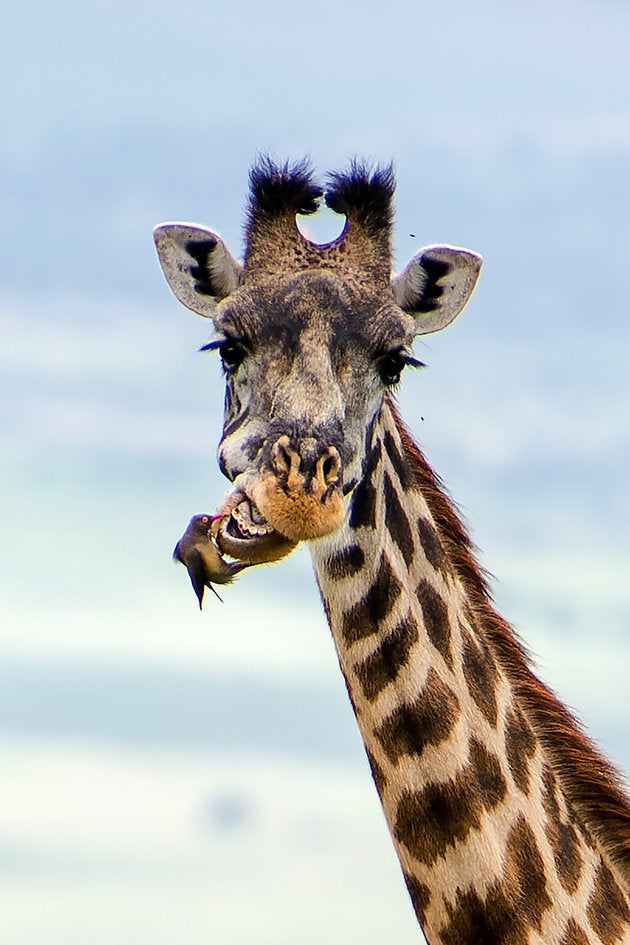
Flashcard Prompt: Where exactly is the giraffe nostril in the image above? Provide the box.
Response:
[271,436,296,477]
[319,447,341,486]
[270,437,341,490]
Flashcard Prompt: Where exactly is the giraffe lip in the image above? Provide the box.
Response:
[227,499,276,539]
[214,498,298,565]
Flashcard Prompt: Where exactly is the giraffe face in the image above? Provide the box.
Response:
[154,159,482,559]
[211,269,417,547]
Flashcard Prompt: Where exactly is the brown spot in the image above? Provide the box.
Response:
[551,822,583,894]
[472,739,508,807]
[577,818,599,853]
[540,767,584,893]
[417,515,449,577]
[383,428,415,491]
[394,739,507,866]
[402,871,431,927]
[349,438,381,530]
[560,919,590,945]
[504,707,537,794]
[439,885,529,945]
[341,554,402,645]
[416,579,453,669]
[587,861,630,944]
[384,470,415,566]
[375,668,460,764]
[349,472,378,529]
[389,401,630,898]
[365,747,387,795]
[461,625,500,728]
[504,815,552,930]
[541,766,562,822]
[325,543,365,580]
[439,815,551,945]
[354,615,418,701]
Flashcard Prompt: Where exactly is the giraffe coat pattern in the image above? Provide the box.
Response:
[154,158,630,944]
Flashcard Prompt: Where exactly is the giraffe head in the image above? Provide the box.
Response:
[154,159,481,560]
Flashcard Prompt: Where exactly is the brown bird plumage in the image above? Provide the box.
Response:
[173,514,249,608]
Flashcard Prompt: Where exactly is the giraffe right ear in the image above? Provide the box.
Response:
[153,223,243,317]
[392,244,482,335]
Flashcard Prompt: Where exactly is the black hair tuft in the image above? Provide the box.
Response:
[325,160,396,233]
[248,156,323,221]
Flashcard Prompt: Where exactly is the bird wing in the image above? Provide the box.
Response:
[183,547,207,609]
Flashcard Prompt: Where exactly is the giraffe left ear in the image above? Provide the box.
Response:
[392,245,482,335]
[153,223,243,318]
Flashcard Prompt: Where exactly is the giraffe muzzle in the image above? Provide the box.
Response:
[247,435,345,542]
[214,435,345,557]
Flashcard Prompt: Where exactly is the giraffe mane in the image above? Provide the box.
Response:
[389,400,630,890]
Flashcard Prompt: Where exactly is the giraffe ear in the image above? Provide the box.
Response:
[392,245,482,335]
[153,223,243,317]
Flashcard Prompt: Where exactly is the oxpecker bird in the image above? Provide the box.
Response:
[173,514,249,607]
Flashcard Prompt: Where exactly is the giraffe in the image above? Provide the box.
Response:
[154,158,630,944]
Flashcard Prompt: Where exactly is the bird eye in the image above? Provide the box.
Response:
[219,340,246,374]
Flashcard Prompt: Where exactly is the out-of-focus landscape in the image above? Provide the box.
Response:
[1,2,629,942]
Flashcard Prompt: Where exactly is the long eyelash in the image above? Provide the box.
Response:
[200,340,423,372]
[377,346,426,370]
[198,338,225,353]
[403,354,426,369]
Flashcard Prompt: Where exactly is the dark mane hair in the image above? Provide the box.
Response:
[246,156,396,235]
[389,400,630,889]
[325,159,396,235]
[247,156,323,222]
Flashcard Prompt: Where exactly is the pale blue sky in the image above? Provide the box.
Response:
[1,2,630,943]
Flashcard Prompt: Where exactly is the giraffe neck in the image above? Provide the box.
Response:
[310,399,630,945]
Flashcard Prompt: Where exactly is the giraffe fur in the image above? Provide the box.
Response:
[155,157,630,944]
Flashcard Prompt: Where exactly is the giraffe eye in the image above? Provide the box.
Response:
[219,340,246,373]
[377,351,407,387]
[376,348,424,386]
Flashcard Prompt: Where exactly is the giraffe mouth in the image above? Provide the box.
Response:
[228,499,276,539]
[212,497,298,565]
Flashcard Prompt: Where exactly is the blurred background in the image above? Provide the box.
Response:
[1,1,629,943]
